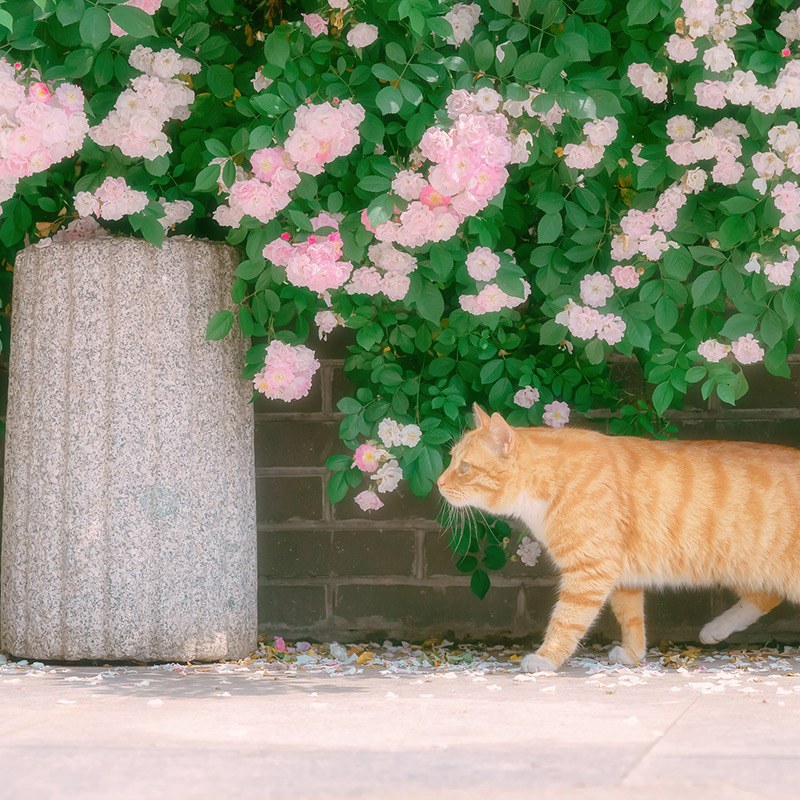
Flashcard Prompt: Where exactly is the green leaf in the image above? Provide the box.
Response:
[482,545,506,570]
[410,275,444,323]
[584,338,605,364]
[108,5,156,37]
[719,196,758,214]
[55,0,85,26]
[79,7,110,47]
[265,34,290,69]
[470,569,491,600]
[399,80,423,106]
[206,64,235,99]
[206,310,234,341]
[540,319,567,345]
[627,0,660,25]
[637,160,667,189]
[662,246,692,281]
[475,40,495,71]
[426,16,452,38]
[689,246,725,266]
[372,63,400,82]
[327,471,349,504]
[685,366,707,383]
[655,296,679,332]
[480,360,505,384]
[358,175,391,193]
[719,313,758,339]
[691,271,721,306]
[556,32,589,62]
[456,555,478,573]
[537,213,562,244]
[366,194,394,227]
[376,86,403,115]
[652,382,674,416]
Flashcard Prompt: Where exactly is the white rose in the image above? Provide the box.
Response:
[398,424,422,447]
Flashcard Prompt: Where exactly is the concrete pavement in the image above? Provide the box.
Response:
[1,642,798,799]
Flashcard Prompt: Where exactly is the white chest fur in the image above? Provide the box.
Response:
[509,496,551,546]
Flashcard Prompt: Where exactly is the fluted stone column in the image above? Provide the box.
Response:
[0,238,257,662]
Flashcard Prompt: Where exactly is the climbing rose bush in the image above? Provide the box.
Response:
[1,0,799,596]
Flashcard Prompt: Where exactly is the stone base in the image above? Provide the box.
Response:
[0,238,257,662]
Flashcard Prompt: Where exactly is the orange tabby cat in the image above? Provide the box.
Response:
[437,405,791,673]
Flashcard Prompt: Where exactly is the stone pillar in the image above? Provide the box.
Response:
[0,238,257,662]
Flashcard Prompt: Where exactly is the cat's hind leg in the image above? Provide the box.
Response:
[699,592,782,644]
[608,587,646,666]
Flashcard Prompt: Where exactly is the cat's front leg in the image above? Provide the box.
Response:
[521,563,616,673]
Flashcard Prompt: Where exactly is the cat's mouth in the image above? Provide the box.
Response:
[438,487,470,507]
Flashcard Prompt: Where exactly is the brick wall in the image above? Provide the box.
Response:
[2,341,800,647]
[256,340,800,645]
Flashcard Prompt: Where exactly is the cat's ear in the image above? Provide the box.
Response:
[473,403,491,430]
[489,412,514,455]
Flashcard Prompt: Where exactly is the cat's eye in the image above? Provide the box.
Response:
[458,462,471,475]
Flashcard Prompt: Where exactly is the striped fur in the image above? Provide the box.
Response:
[436,405,797,672]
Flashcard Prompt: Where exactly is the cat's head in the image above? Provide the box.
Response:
[437,404,520,514]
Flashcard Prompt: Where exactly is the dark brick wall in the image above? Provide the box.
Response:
[2,343,800,647]
[256,347,800,645]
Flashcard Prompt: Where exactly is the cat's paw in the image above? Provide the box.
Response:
[699,621,728,644]
[519,653,557,674]
[608,645,643,666]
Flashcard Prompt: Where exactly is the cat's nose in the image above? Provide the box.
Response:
[436,474,446,487]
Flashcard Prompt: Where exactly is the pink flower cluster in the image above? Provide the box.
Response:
[744,245,799,286]
[698,334,764,365]
[555,300,626,345]
[89,47,199,161]
[368,91,528,249]
[513,386,540,408]
[347,23,378,48]
[665,0,752,67]
[74,177,149,221]
[771,181,800,231]
[611,183,687,262]
[314,309,345,340]
[465,246,500,281]
[285,100,365,176]
[253,340,320,402]
[542,400,570,429]
[158,198,193,230]
[353,442,390,473]
[579,272,614,308]
[215,148,300,227]
[215,101,364,228]
[665,117,746,186]
[110,0,162,37]
[459,248,530,316]
[444,3,481,45]
[459,282,530,315]
[611,264,641,289]
[751,122,800,197]
[263,227,353,294]
[628,64,668,103]
[350,417,424,511]
[50,216,110,244]
[346,242,417,301]
[563,117,619,170]
[0,61,88,203]
[502,89,564,133]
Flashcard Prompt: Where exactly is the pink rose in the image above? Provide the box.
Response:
[302,13,327,37]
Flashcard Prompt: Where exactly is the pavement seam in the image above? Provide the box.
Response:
[618,695,700,787]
